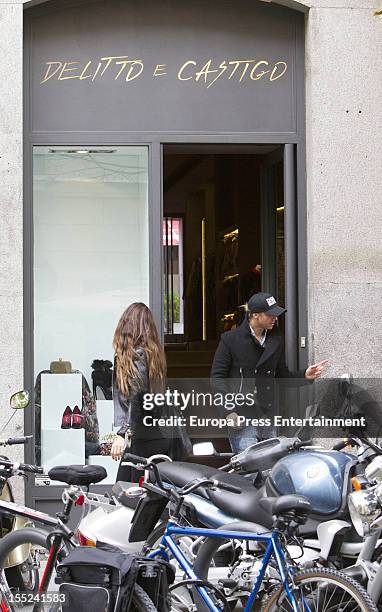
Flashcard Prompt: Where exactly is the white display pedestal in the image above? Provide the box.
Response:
[41,374,85,481]
[39,379,121,485]
[42,429,85,484]
[88,455,119,484]
[91,400,120,484]
[96,400,115,438]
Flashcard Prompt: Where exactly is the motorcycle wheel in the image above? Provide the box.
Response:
[5,557,39,593]
[261,568,378,612]
[0,528,53,609]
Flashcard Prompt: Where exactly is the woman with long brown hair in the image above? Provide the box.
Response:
[111,302,169,481]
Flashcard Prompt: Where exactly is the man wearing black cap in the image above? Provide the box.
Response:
[211,292,328,453]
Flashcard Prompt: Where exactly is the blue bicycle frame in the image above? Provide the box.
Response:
[148,521,309,612]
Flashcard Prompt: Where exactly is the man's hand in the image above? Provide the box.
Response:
[111,435,125,461]
[305,360,329,380]
[226,412,245,429]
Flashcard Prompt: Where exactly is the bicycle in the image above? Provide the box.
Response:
[122,452,378,612]
[0,463,157,611]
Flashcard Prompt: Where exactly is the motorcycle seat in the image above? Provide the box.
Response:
[259,495,312,517]
[156,462,218,498]
[48,464,107,486]
[157,461,272,526]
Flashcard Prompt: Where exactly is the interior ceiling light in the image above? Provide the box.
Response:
[48,149,116,154]
[374,8,382,17]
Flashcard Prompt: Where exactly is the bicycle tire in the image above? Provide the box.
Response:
[130,583,158,612]
[260,567,378,612]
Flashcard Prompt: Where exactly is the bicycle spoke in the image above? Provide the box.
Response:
[320,580,330,611]
[338,595,361,612]
[323,582,339,611]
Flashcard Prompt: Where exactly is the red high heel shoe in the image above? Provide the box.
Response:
[61,406,72,429]
[72,405,83,429]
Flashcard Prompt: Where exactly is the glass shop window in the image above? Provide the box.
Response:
[33,146,149,484]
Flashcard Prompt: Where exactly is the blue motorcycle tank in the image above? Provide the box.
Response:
[268,451,354,515]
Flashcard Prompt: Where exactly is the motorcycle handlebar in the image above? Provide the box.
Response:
[293,439,313,449]
[0,458,43,475]
[332,440,350,451]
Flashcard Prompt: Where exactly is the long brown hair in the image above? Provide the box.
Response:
[113,302,166,396]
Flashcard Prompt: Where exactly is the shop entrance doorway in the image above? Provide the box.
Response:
[163,145,286,379]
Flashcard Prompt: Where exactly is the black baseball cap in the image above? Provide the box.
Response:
[247,292,286,316]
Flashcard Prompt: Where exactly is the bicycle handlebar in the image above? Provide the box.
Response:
[19,463,44,474]
[123,450,244,498]
[122,453,148,467]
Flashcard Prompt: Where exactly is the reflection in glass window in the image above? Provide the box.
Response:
[163,217,184,335]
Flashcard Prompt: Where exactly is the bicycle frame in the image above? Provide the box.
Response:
[147,521,306,612]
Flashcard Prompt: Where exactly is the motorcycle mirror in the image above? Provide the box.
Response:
[10,390,30,410]
[193,442,215,456]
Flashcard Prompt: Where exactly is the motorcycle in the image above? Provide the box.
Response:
[76,377,382,606]
[0,390,40,594]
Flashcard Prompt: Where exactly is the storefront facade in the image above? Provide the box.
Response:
[0,0,380,505]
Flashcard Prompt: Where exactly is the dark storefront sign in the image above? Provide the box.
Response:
[27,0,301,133]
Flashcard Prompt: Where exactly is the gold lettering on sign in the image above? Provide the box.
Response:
[40,56,289,87]
[100,56,129,77]
[195,60,219,83]
[250,61,270,80]
[270,61,288,81]
[206,62,228,89]
[228,60,250,81]
[153,64,167,77]
[58,62,81,80]
[177,60,196,81]
[40,62,63,84]
[80,61,93,80]
[114,59,144,81]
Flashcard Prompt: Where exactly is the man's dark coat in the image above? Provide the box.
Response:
[211,319,308,416]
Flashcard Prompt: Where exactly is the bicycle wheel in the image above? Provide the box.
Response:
[130,583,158,612]
[260,568,378,612]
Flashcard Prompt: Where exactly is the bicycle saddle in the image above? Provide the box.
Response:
[48,464,107,486]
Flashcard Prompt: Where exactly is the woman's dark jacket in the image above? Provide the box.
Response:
[211,319,309,416]
[113,347,163,441]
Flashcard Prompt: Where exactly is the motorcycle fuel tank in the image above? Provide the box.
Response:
[267,451,355,515]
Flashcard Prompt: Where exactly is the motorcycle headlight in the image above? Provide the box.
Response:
[348,489,380,536]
